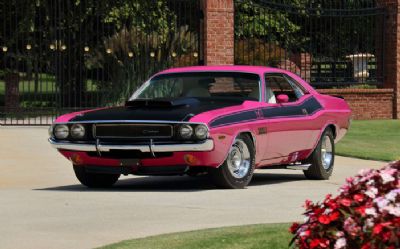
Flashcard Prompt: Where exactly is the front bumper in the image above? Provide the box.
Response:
[48,138,214,153]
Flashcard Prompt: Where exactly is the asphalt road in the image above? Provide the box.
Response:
[0,126,384,249]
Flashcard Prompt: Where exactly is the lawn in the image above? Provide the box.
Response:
[98,223,292,249]
[0,76,98,94]
[336,120,400,161]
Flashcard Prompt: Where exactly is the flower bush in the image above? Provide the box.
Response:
[290,161,400,249]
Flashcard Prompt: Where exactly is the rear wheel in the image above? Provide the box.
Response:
[210,134,255,189]
[73,165,120,188]
[303,128,335,180]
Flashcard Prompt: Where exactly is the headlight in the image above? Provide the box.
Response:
[48,125,54,138]
[54,124,69,139]
[70,124,85,139]
[194,124,208,140]
[179,124,193,139]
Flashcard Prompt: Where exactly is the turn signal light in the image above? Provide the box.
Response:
[70,153,84,165]
[184,154,198,166]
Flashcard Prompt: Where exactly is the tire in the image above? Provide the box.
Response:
[210,134,256,189]
[73,165,120,188]
[303,128,335,180]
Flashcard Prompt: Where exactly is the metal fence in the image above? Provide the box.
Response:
[0,0,202,125]
[234,0,385,88]
[0,0,387,126]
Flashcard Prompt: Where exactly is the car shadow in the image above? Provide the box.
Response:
[35,171,306,192]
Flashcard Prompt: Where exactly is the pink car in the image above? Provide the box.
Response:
[49,66,351,189]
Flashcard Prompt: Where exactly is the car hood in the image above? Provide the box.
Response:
[69,98,246,122]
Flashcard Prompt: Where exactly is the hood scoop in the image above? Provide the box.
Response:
[125,98,200,108]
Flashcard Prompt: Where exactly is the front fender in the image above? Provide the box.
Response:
[209,125,260,168]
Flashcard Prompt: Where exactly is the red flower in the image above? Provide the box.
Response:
[289,222,299,233]
[382,231,391,241]
[361,242,371,249]
[304,199,313,209]
[319,238,330,248]
[310,239,321,249]
[318,215,331,224]
[340,198,352,207]
[302,230,311,237]
[355,206,366,216]
[326,199,339,210]
[354,193,365,202]
[328,211,340,221]
[373,224,384,235]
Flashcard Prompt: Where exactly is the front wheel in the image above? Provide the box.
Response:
[210,134,256,189]
[303,128,335,180]
[73,165,120,188]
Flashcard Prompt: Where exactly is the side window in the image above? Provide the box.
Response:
[285,75,308,98]
[265,74,304,103]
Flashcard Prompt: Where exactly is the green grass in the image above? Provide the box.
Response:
[0,75,97,94]
[336,120,400,161]
[98,223,292,249]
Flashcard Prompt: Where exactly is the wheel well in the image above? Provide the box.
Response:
[239,132,256,148]
[326,124,337,139]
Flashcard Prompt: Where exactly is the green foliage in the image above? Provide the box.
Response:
[235,0,308,49]
[87,25,198,105]
[105,0,175,39]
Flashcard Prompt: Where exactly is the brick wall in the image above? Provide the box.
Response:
[318,89,394,120]
[203,0,234,65]
[376,0,400,118]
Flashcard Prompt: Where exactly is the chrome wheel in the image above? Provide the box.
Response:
[227,139,251,179]
[321,135,333,169]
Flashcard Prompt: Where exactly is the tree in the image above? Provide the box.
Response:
[0,0,194,107]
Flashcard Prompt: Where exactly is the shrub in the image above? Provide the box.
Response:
[290,161,400,249]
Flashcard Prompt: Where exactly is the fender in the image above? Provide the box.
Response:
[214,128,259,168]
[308,121,339,158]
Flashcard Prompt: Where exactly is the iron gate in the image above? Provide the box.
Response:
[234,0,385,88]
[0,0,202,125]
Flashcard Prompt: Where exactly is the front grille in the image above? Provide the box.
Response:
[93,124,173,139]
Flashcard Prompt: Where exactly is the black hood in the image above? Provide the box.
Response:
[70,97,245,122]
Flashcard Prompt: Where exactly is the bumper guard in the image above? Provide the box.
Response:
[49,138,214,153]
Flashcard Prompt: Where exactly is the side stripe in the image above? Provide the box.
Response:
[261,97,322,119]
[210,96,323,128]
[210,110,258,128]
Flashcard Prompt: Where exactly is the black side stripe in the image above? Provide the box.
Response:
[210,110,258,128]
[261,97,322,119]
[210,96,323,128]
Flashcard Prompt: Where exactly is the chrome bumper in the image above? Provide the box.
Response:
[48,138,214,153]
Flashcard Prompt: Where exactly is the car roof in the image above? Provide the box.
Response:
[156,65,317,94]
[158,65,286,75]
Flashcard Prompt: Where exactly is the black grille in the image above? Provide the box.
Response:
[94,124,173,139]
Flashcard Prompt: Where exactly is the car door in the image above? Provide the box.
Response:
[261,73,317,163]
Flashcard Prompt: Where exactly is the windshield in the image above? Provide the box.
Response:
[130,72,261,101]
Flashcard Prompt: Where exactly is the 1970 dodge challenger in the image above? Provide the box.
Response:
[49,66,351,189]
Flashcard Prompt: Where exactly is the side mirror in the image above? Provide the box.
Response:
[276,94,289,104]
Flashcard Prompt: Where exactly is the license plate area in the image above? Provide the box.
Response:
[120,158,140,167]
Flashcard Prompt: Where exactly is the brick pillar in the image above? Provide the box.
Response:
[377,0,400,118]
[290,53,313,82]
[203,0,234,65]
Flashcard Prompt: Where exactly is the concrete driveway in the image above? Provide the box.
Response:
[0,127,384,249]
